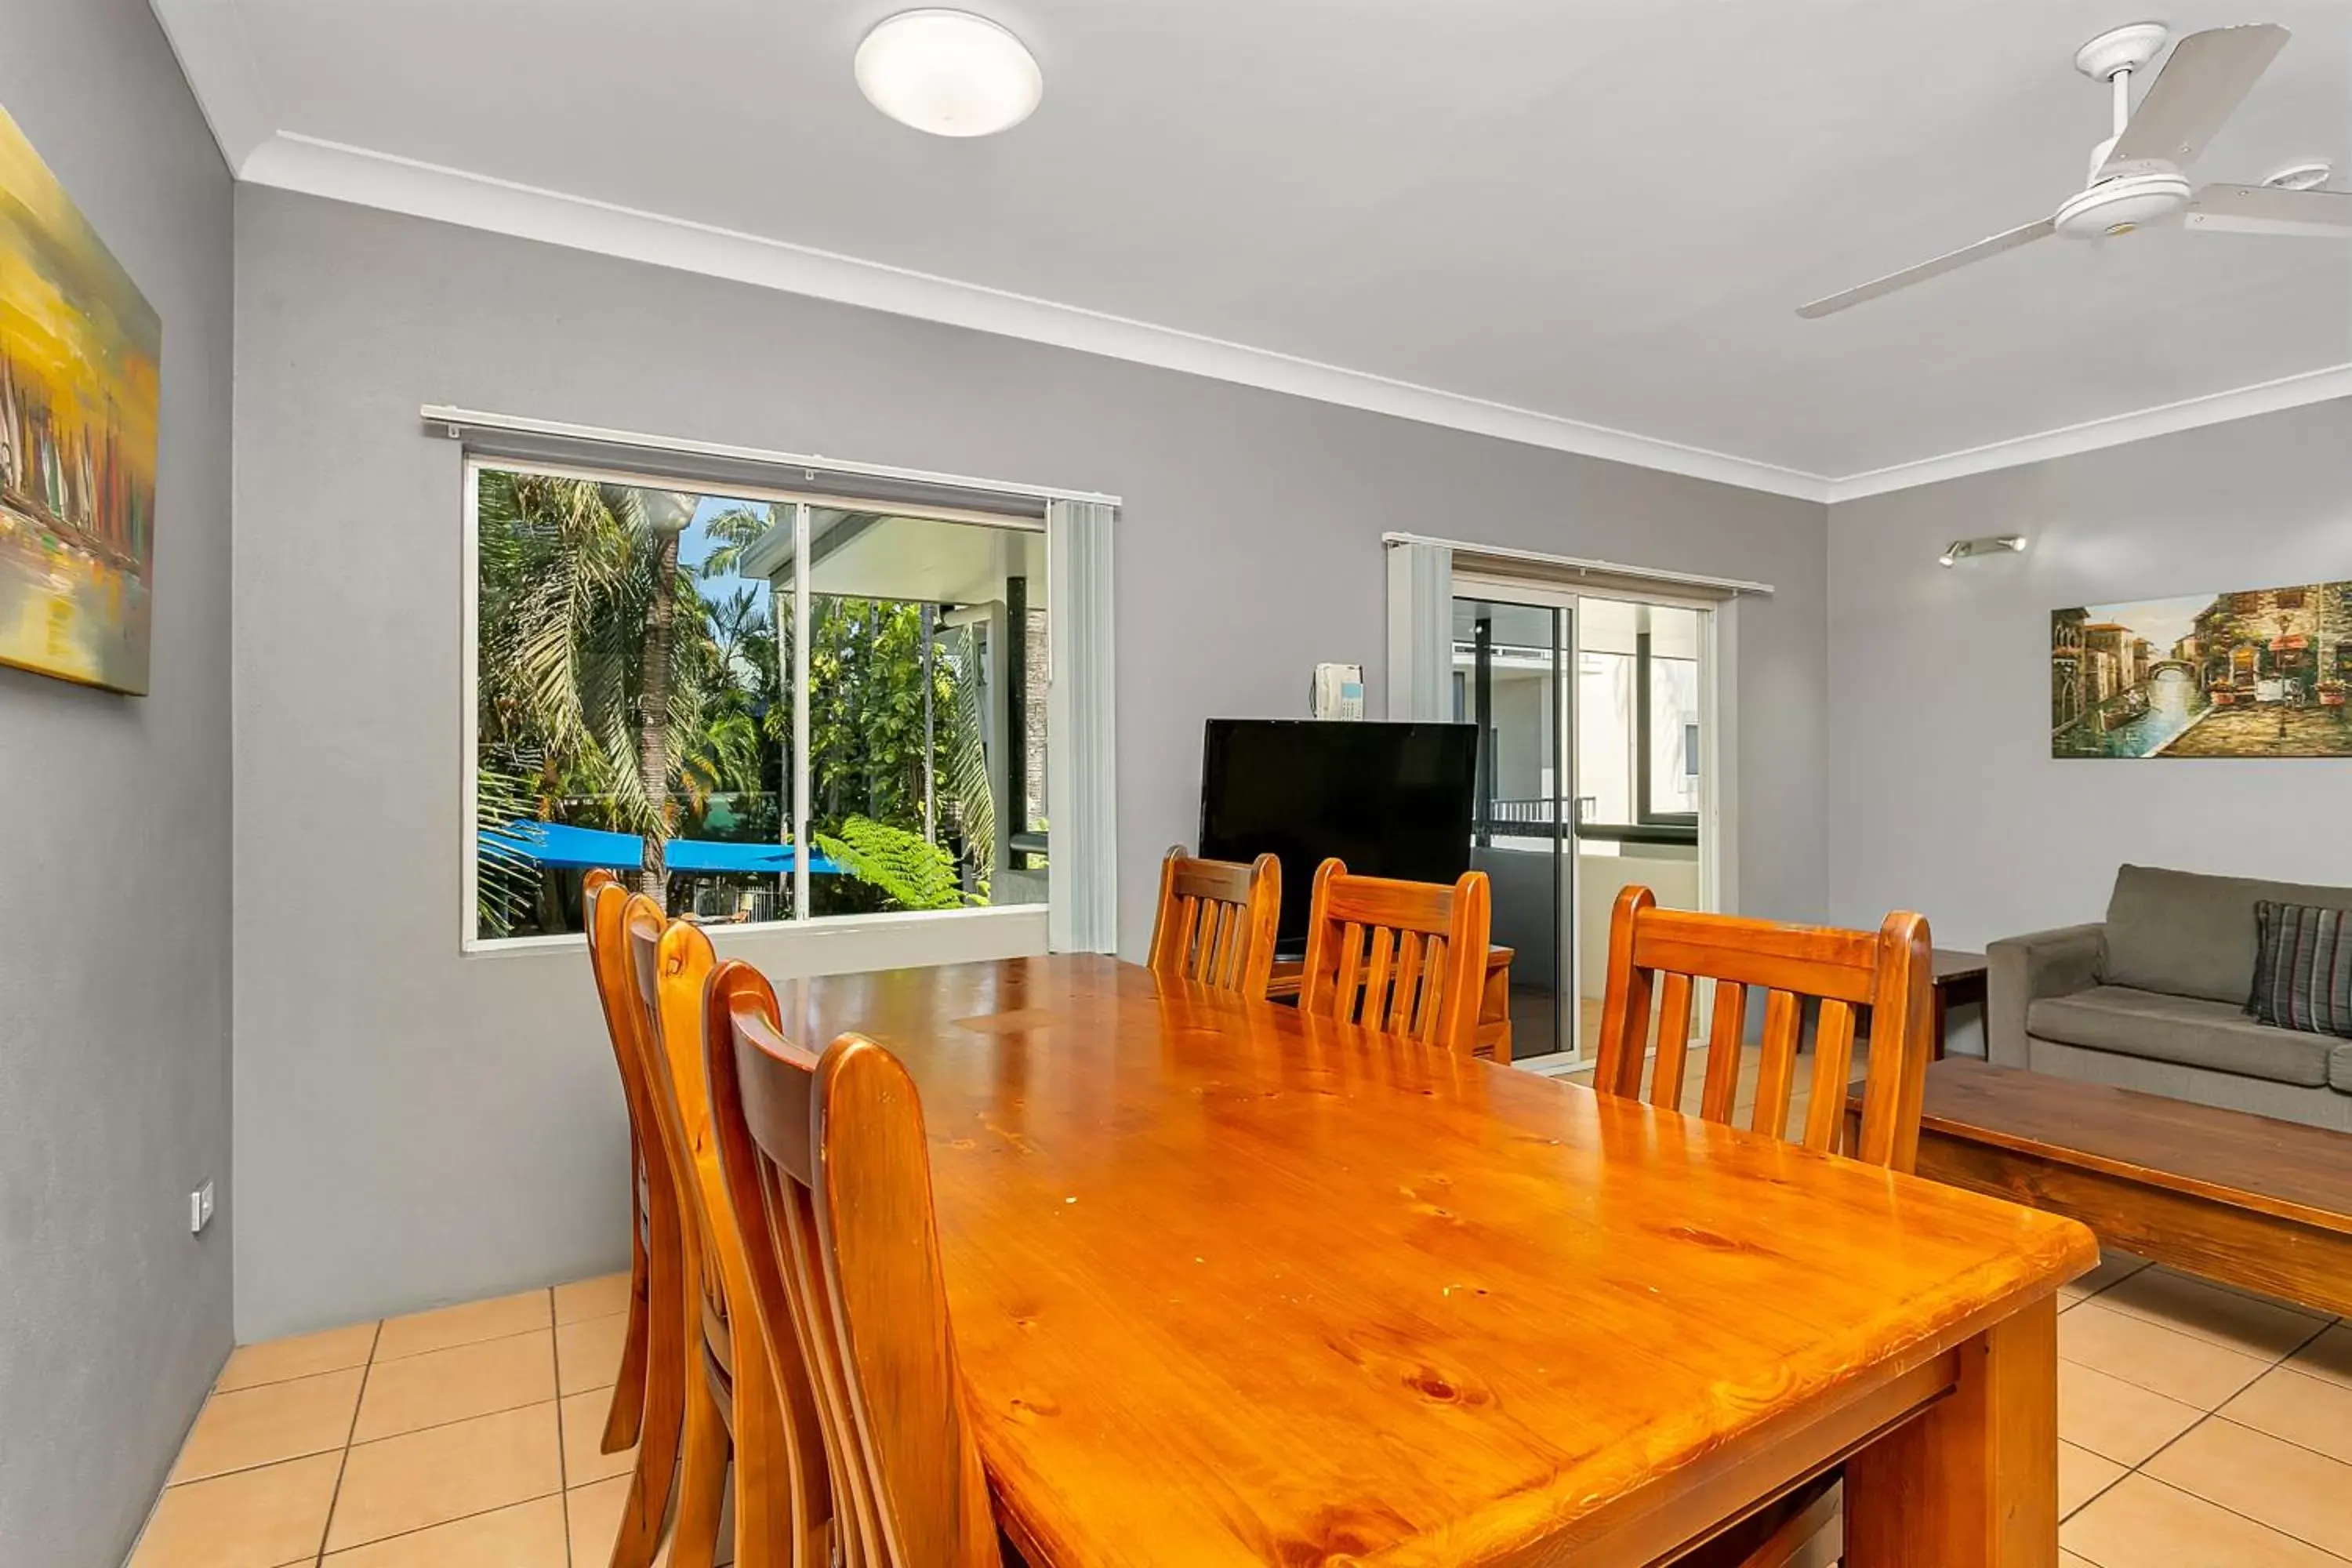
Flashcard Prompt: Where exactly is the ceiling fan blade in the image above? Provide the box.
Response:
[1797,220,2057,319]
[2187,183,2352,237]
[2100,24,2289,180]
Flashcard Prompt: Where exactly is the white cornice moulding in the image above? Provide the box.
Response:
[237,132,1835,503]
[206,112,2352,510]
[1824,362,2352,503]
[148,0,273,172]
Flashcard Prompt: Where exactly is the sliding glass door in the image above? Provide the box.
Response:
[1572,597,1707,1062]
[1453,594,1573,1060]
[1454,579,1715,1065]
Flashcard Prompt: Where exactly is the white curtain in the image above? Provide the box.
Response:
[1046,499,1117,953]
[1385,539,1454,720]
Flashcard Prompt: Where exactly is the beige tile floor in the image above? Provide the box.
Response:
[2054,1254,2352,1565]
[132,1223,2352,1566]
[128,1271,738,1568]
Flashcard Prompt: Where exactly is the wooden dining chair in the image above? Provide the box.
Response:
[705,958,1007,1568]
[584,882,684,1568]
[1145,845,1281,998]
[579,869,655,1461]
[627,904,833,1568]
[1592,884,1934,1169]
[1592,883,1933,1568]
[1298,858,1492,1054]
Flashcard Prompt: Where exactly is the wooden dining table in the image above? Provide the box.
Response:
[768,954,2097,1567]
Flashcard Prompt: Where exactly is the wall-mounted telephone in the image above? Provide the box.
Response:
[1311,662,1365,720]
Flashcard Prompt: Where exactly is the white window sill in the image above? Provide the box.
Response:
[463,902,1051,976]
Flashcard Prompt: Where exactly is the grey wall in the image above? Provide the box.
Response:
[1827,399,2352,950]
[232,186,1828,1340]
[0,2,234,1562]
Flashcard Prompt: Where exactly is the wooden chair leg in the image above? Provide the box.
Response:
[666,1362,732,1568]
[601,1152,654,1454]
[608,1203,685,1568]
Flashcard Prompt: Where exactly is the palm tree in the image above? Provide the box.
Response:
[695,502,775,581]
[474,473,757,919]
[634,491,697,893]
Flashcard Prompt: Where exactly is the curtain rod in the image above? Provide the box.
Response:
[1381,532,1775,598]
[421,405,1123,508]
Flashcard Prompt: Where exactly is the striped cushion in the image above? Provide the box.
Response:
[2249,902,2352,1040]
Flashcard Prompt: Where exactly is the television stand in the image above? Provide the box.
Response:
[1265,946,1515,1063]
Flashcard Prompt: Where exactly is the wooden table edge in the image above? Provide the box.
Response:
[1370,1240,2094,1567]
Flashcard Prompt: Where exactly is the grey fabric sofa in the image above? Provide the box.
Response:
[1988,864,2352,1134]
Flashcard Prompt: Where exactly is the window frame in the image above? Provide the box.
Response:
[459,452,1052,955]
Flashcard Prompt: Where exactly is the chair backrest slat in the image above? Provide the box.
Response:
[710,962,999,1568]
[1593,885,1934,1173]
[1362,924,1396,1026]
[1649,972,1694,1111]
[1752,987,1803,1139]
[1595,894,1653,1100]
[1333,918,1367,1014]
[1300,858,1492,1054]
[1388,931,1424,1033]
[1853,937,1936,1171]
[1803,998,1861,1154]
[1699,981,1747,1122]
[1207,901,1239,988]
[1145,847,1280,1000]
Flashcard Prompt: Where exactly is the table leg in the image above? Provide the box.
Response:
[1845,1294,2059,1568]
[1932,982,1949,1062]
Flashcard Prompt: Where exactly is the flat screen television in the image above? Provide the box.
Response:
[1197,719,1479,957]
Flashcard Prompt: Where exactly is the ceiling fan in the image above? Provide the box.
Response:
[1798,21,2352,318]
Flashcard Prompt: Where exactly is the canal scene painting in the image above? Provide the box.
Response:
[2053,581,2352,759]
[0,99,162,694]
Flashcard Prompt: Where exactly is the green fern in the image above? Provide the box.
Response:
[815,815,974,912]
[941,624,996,877]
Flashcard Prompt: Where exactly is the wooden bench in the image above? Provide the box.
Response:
[1852,1058,2352,1316]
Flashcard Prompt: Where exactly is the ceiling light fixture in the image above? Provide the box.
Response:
[855,9,1042,138]
[1939,535,2027,568]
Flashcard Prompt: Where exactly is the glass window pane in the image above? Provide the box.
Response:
[801,511,1048,917]
[1453,596,1564,1059]
[1577,648,1636,826]
[1645,607,1701,819]
[473,469,784,940]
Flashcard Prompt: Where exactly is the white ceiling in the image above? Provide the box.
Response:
[154,0,2352,499]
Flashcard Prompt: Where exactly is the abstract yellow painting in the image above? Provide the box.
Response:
[0,101,160,694]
